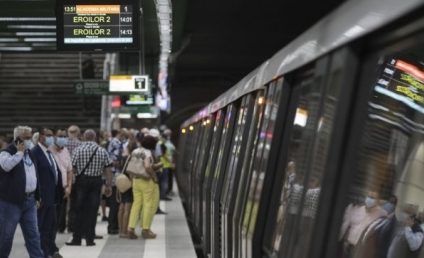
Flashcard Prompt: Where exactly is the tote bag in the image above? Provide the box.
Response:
[125,148,151,178]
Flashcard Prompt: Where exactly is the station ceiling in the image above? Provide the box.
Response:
[168,0,346,124]
[0,0,346,126]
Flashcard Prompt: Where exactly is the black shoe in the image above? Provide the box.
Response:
[160,197,172,201]
[156,209,167,215]
[65,240,81,246]
[86,241,96,246]
[52,252,63,258]
[102,216,108,222]
[108,229,119,235]
[94,235,103,239]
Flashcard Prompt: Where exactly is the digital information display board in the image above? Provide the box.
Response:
[374,57,424,113]
[57,0,139,50]
[109,75,150,93]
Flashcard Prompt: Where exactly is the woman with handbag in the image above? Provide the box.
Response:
[117,139,138,238]
[127,135,162,239]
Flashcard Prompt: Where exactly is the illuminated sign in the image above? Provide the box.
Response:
[109,75,150,93]
[57,0,139,50]
[124,94,154,105]
[375,57,424,112]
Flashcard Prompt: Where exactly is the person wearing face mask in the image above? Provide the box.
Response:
[48,129,73,235]
[340,191,387,258]
[32,128,64,258]
[0,126,44,258]
[387,204,424,258]
[351,195,398,258]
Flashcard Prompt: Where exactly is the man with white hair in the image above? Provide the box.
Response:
[0,126,44,258]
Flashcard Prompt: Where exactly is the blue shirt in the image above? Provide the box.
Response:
[0,150,37,193]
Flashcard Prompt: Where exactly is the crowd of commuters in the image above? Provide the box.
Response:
[339,192,424,258]
[0,124,176,258]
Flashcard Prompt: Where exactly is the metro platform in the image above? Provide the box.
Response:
[9,186,197,258]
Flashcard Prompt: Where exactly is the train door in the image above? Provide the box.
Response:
[203,110,225,257]
[231,90,266,258]
[220,94,256,258]
[323,17,424,258]
[260,44,360,258]
[210,104,238,258]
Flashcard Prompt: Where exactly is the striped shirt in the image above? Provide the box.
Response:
[72,141,112,177]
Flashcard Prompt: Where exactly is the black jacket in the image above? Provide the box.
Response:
[0,144,41,205]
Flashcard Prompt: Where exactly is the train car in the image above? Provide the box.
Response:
[177,0,424,257]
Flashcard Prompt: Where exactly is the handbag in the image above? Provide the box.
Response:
[116,173,132,193]
[125,148,151,179]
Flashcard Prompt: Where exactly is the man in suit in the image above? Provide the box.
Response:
[32,128,64,258]
[0,126,44,258]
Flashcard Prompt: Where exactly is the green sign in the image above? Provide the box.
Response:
[74,80,109,95]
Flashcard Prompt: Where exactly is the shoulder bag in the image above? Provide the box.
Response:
[77,146,99,177]
[125,148,151,179]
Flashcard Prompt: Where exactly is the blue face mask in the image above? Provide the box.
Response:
[45,136,54,147]
[56,137,68,148]
[383,202,395,214]
[24,140,34,150]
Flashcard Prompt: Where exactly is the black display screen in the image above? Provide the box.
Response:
[56,0,139,51]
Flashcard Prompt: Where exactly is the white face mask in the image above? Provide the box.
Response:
[365,197,377,208]
[24,140,34,150]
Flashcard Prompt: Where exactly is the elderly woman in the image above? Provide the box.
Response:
[127,135,162,239]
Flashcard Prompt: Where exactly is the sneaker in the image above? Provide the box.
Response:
[156,209,167,215]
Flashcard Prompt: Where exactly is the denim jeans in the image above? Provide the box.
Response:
[0,196,44,258]
[159,168,169,199]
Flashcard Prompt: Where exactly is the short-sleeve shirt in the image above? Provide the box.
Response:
[72,141,112,177]
[49,146,72,187]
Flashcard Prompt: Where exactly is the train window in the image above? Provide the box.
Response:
[203,110,225,255]
[189,122,203,217]
[221,95,255,258]
[260,52,346,258]
[232,91,266,258]
[337,49,424,258]
[211,104,238,258]
[242,79,283,258]
[194,116,215,236]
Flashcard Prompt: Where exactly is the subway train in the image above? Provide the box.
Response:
[176,0,424,258]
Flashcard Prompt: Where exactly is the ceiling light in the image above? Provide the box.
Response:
[0,38,20,42]
[0,17,56,21]
[7,25,56,29]
[23,38,56,42]
[16,32,56,36]
[136,113,158,119]
[0,47,33,51]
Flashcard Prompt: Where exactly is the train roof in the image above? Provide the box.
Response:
[182,0,423,128]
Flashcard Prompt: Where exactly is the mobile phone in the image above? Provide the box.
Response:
[14,137,23,145]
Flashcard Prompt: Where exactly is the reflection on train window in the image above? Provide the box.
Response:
[338,53,424,258]
[233,91,266,258]
[242,79,283,258]
[267,62,342,258]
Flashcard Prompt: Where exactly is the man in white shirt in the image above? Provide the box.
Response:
[0,126,44,258]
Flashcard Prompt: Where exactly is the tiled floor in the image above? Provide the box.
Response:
[10,187,197,258]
